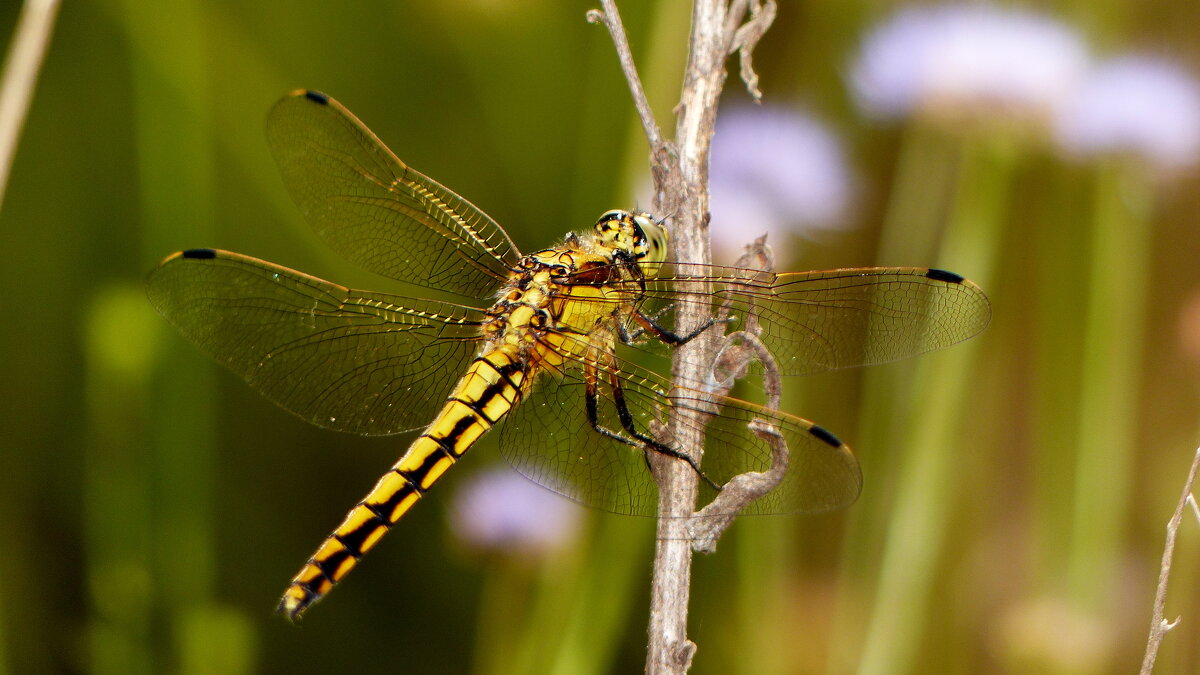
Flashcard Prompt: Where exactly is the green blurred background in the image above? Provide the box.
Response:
[2,0,1200,673]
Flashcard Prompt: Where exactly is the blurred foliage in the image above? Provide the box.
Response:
[1,0,1200,673]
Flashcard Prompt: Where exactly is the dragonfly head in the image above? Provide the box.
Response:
[594,210,668,277]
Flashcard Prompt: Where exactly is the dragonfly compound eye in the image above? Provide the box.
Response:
[632,213,668,271]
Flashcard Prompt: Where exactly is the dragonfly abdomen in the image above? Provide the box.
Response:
[277,347,529,620]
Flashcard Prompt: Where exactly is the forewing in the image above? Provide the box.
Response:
[645,266,991,375]
[266,90,519,298]
[146,249,484,436]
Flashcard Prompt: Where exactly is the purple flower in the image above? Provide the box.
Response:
[1054,56,1200,170]
[851,5,1088,122]
[449,467,583,556]
[709,105,852,257]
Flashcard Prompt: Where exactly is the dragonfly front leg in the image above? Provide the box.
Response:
[582,359,722,492]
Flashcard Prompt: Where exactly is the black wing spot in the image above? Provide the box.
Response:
[926,268,964,284]
[303,90,329,105]
[808,424,843,448]
[181,248,217,260]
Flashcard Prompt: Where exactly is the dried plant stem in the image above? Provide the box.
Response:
[1139,446,1200,674]
[591,3,775,671]
[728,0,776,102]
[0,0,61,213]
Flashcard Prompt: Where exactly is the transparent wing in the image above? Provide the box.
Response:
[499,332,861,516]
[146,249,485,435]
[266,90,520,298]
[632,265,991,375]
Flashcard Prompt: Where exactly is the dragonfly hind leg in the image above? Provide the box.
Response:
[582,363,722,492]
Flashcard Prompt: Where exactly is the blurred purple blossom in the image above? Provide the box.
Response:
[851,5,1088,121]
[1054,56,1200,170]
[449,467,582,556]
[709,105,852,257]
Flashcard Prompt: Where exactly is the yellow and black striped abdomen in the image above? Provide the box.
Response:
[278,347,528,619]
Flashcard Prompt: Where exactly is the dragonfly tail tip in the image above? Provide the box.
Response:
[276,586,318,623]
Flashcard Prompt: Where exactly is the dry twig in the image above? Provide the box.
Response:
[689,237,786,550]
[729,0,777,102]
[0,0,62,213]
[1139,445,1200,674]
[689,337,787,553]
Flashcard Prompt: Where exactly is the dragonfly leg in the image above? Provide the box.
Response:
[583,361,722,492]
[630,308,728,346]
[619,304,673,344]
[612,249,648,294]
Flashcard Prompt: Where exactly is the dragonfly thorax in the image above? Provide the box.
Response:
[482,228,649,361]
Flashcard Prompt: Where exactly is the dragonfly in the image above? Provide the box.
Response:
[146,90,991,620]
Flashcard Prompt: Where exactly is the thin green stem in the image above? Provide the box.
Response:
[548,516,653,675]
[1068,161,1152,608]
[84,285,159,675]
[857,134,1012,675]
[831,120,958,673]
[1031,163,1089,591]
[734,517,795,674]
